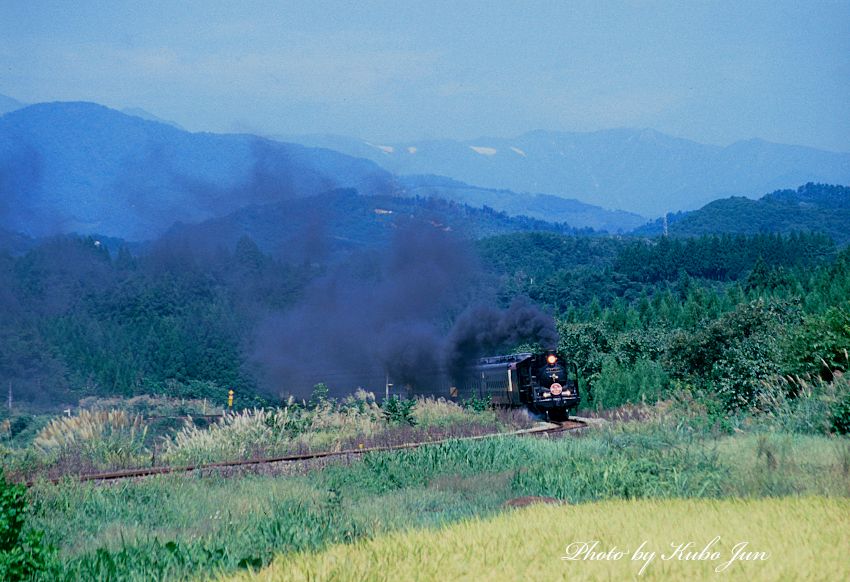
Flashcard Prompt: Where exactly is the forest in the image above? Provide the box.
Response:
[0,228,847,431]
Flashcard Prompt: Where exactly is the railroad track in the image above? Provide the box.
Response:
[25,419,588,487]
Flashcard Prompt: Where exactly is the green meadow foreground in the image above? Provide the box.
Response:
[228,497,850,582]
[13,411,850,580]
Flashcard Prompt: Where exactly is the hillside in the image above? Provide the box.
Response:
[288,130,850,216]
[635,183,850,244]
[0,101,652,241]
[0,102,396,240]
[0,94,26,116]
[398,175,645,233]
[120,107,185,130]
[162,188,580,260]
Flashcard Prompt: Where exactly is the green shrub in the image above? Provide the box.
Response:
[593,357,669,409]
[785,307,850,376]
[308,383,330,409]
[461,394,492,413]
[666,300,791,410]
[829,376,850,435]
[381,397,416,426]
[0,472,50,580]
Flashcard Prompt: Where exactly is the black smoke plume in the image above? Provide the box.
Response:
[253,221,474,396]
[444,298,559,379]
[253,222,558,397]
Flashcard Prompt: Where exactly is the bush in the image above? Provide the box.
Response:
[461,394,492,413]
[381,397,416,426]
[593,358,669,410]
[829,376,850,435]
[785,307,850,376]
[0,472,50,580]
[666,300,790,410]
[308,383,330,409]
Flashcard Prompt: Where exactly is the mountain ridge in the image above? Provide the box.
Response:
[0,93,26,116]
[286,130,850,216]
[160,188,583,262]
[634,183,850,244]
[0,101,397,240]
[0,101,648,239]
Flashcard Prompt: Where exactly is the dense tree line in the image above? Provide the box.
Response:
[0,235,311,405]
[479,230,848,417]
[479,230,835,310]
[1,229,847,418]
[635,184,850,244]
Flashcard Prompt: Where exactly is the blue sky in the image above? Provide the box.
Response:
[2,1,848,150]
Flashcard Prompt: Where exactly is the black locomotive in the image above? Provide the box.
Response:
[406,350,581,420]
[448,350,580,420]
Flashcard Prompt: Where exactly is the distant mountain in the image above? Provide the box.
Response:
[634,183,850,244]
[162,188,580,260]
[0,102,396,240]
[0,94,26,116]
[120,107,185,130]
[287,130,850,216]
[0,227,34,255]
[398,175,645,233]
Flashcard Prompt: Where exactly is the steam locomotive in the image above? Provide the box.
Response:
[448,350,580,421]
[452,351,581,420]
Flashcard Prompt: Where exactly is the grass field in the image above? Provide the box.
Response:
[228,496,850,581]
[24,425,849,580]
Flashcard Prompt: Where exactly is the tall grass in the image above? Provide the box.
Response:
[236,497,849,582]
[755,373,850,434]
[32,409,148,469]
[26,411,850,581]
[161,394,384,465]
[161,402,383,465]
[412,397,485,427]
[161,395,511,466]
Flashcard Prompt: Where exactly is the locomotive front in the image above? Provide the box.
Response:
[529,350,580,419]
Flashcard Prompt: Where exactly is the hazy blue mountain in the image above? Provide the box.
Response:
[398,175,646,233]
[0,102,396,240]
[0,94,26,116]
[120,107,185,130]
[287,130,850,216]
[162,188,581,261]
[634,183,850,244]
[0,227,34,255]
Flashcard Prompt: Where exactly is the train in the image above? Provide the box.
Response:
[403,349,580,421]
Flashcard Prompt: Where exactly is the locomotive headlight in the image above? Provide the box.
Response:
[546,354,558,365]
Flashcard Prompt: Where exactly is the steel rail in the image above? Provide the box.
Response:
[24,420,587,487]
